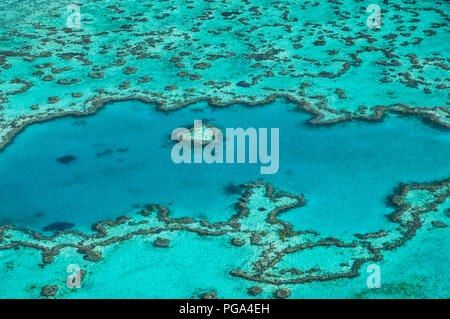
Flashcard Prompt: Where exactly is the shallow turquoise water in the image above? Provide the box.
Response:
[0,0,449,299]
[0,99,448,239]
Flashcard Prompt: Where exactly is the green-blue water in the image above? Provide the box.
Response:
[0,100,449,298]
[1,100,449,236]
[0,0,449,299]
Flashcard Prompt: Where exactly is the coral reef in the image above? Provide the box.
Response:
[1,0,449,151]
[1,179,448,292]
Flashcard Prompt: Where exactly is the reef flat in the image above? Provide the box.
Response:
[0,0,449,150]
[0,179,448,298]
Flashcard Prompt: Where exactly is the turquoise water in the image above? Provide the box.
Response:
[0,0,449,299]
[0,99,449,299]
[0,99,449,239]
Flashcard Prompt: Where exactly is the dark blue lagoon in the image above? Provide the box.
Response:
[0,99,449,238]
[1,0,449,300]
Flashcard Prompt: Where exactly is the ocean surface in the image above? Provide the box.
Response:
[0,100,449,298]
[1,99,449,238]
